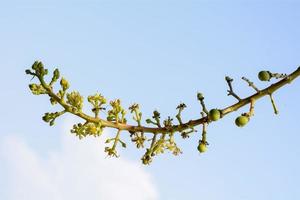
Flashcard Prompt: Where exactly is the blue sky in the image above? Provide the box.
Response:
[1,1,300,199]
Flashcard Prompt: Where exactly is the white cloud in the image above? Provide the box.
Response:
[0,121,158,200]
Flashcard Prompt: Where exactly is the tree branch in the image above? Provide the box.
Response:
[26,62,300,164]
[32,66,300,134]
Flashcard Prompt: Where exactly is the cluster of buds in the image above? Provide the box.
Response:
[104,100,128,157]
[142,110,184,164]
[29,83,47,95]
[88,93,107,117]
[107,99,126,123]
[66,91,84,112]
[141,133,182,165]
[42,111,66,126]
[25,61,48,77]
[129,103,146,148]
[60,78,70,91]
[71,122,103,139]
[130,131,146,148]
[105,130,126,157]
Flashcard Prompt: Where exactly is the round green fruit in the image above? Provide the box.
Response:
[197,142,207,153]
[208,109,221,121]
[258,71,271,81]
[235,116,249,127]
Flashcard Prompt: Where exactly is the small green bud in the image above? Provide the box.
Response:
[197,93,204,101]
[43,68,48,76]
[29,84,46,95]
[105,139,113,143]
[42,113,52,122]
[258,71,271,81]
[31,61,39,70]
[107,115,115,121]
[37,62,44,70]
[105,147,118,157]
[208,109,221,121]
[29,83,37,90]
[225,76,232,82]
[121,142,127,148]
[53,69,60,78]
[60,78,70,91]
[50,97,57,105]
[50,69,60,84]
[197,142,207,153]
[153,110,160,118]
[141,151,152,165]
[235,115,249,127]
[25,69,32,74]
[31,61,48,76]
[49,120,55,126]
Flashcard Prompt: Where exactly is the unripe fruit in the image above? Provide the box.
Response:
[258,71,271,81]
[235,115,249,127]
[208,109,221,121]
[197,142,207,153]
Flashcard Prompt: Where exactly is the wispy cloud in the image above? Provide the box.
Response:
[0,121,158,200]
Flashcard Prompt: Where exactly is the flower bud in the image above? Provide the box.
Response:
[197,93,204,101]
[60,77,70,91]
[31,61,39,70]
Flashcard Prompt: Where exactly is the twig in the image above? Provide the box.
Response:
[225,76,242,101]
[242,77,260,92]
[269,94,279,115]
[270,72,287,79]
[28,66,300,134]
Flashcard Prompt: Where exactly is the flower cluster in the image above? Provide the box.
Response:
[42,111,65,126]
[88,93,107,117]
[71,122,103,139]
[66,91,84,112]
[107,99,126,123]
[29,84,47,95]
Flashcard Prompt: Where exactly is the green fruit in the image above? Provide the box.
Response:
[235,116,249,127]
[258,71,271,81]
[197,142,207,153]
[208,109,221,121]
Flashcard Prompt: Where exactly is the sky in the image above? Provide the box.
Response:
[1,1,300,199]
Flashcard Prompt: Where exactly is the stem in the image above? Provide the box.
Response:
[247,98,255,117]
[112,129,121,149]
[269,94,279,115]
[134,110,141,126]
[242,77,260,92]
[202,123,207,142]
[225,76,242,101]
